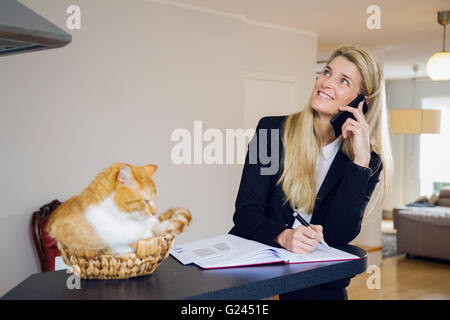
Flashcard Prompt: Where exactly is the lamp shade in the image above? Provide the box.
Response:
[426,51,450,81]
[389,109,441,134]
[421,109,442,133]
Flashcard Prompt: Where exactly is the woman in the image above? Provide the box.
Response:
[229,46,393,300]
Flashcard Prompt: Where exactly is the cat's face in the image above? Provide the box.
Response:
[114,164,159,216]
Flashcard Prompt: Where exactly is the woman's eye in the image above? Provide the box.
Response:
[341,78,349,86]
[323,69,330,76]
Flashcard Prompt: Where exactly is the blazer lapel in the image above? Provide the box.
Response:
[313,145,350,214]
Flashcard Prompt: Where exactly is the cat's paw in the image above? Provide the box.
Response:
[152,220,172,235]
[154,207,192,235]
[159,207,191,223]
[145,216,159,229]
[142,230,154,239]
[112,245,135,255]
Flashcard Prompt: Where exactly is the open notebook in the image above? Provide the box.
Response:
[170,234,360,269]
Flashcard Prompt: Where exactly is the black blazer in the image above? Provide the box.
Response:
[229,115,383,249]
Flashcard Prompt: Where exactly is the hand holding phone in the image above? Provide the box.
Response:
[330,94,368,138]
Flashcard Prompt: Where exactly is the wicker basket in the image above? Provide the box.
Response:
[57,208,191,280]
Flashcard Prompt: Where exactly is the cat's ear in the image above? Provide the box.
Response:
[117,165,138,189]
[144,164,157,177]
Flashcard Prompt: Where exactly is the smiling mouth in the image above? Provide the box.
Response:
[317,90,334,100]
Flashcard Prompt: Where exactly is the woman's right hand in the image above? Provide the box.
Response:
[276,225,324,254]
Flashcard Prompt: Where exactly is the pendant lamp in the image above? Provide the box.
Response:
[426,10,450,81]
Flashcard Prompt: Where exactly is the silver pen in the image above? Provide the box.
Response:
[292,211,330,249]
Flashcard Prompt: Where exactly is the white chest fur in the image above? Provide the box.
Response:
[84,193,159,254]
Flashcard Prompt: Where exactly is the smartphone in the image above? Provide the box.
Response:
[330,94,368,138]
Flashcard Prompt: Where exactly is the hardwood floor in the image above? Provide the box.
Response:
[347,254,450,299]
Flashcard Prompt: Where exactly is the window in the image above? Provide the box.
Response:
[420,97,450,196]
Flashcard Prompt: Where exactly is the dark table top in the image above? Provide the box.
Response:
[2,245,367,300]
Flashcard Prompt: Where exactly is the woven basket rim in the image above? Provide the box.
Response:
[58,234,175,280]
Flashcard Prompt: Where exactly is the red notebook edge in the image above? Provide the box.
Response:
[198,256,360,270]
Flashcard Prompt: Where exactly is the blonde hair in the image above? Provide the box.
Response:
[279,46,393,224]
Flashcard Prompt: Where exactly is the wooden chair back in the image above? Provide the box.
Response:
[31,200,61,272]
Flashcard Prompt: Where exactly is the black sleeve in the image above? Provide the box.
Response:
[322,153,383,245]
[231,117,289,247]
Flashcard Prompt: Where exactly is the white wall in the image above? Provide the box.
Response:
[245,22,316,110]
[243,23,316,129]
[0,0,316,296]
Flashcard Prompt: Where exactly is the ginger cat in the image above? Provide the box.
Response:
[46,163,189,254]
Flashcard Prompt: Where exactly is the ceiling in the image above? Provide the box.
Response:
[172,0,450,80]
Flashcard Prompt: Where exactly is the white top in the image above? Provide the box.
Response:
[292,137,343,227]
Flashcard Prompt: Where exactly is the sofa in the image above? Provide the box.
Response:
[393,188,450,261]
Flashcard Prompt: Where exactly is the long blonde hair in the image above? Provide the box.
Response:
[279,46,393,223]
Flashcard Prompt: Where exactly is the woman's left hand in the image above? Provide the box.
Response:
[338,100,371,168]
